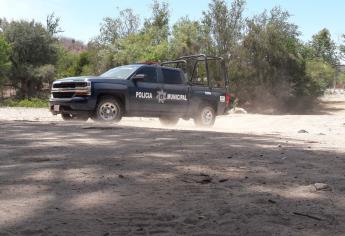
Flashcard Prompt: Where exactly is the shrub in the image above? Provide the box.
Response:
[0,98,48,108]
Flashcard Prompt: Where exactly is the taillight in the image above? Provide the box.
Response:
[225,94,231,106]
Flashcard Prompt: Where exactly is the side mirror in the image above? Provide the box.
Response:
[132,74,146,82]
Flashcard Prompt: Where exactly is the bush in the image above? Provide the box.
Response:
[0,98,48,108]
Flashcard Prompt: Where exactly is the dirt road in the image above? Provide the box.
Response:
[0,95,344,235]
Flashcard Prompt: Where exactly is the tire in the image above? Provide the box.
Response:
[61,113,73,121]
[61,113,89,121]
[159,116,179,126]
[194,105,216,127]
[95,97,123,122]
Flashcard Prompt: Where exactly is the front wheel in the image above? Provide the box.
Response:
[95,97,123,122]
[159,116,179,126]
[61,113,89,121]
[194,105,216,127]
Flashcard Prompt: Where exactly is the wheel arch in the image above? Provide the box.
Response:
[198,98,218,114]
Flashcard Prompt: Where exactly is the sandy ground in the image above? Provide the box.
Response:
[0,95,344,236]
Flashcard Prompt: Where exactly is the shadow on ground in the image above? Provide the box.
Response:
[0,121,344,236]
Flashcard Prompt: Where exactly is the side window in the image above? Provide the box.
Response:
[162,68,184,84]
[135,66,157,83]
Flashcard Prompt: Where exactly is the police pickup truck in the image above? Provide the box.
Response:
[49,54,231,127]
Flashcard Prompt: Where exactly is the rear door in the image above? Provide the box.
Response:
[159,67,190,115]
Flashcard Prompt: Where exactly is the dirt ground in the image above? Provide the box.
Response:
[0,95,344,236]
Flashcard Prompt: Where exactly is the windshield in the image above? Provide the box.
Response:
[100,65,142,79]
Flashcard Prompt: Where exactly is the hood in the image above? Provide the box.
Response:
[54,76,129,85]
[54,76,100,83]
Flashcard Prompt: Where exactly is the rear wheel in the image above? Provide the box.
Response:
[159,116,179,126]
[95,97,123,122]
[194,105,216,127]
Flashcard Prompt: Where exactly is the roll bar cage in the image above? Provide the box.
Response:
[160,54,228,89]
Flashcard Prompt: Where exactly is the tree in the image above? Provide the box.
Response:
[0,18,9,33]
[170,17,203,57]
[55,45,79,78]
[0,36,11,74]
[91,1,171,71]
[233,7,307,107]
[46,12,63,36]
[97,8,140,45]
[75,51,92,75]
[143,0,170,44]
[340,35,345,60]
[202,0,245,60]
[305,59,336,94]
[0,36,11,95]
[308,28,338,65]
[4,20,58,98]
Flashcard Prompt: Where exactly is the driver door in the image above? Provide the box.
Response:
[128,65,163,114]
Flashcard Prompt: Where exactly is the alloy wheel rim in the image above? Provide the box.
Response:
[99,102,118,121]
[201,108,213,125]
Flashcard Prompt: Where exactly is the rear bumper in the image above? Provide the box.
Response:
[49,97,97,115]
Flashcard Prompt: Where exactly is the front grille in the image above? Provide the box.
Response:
[53,82,88,89]
[51,81,91,98]
[52,92,75,98]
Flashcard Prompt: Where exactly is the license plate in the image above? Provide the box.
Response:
[53,105,60,112]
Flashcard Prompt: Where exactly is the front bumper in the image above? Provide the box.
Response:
[49,96,97,115]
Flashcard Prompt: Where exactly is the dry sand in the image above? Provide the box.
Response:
[0,95,344,235]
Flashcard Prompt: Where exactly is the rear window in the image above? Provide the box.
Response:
[162,68,184,84]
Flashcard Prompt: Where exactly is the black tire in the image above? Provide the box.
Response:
[159,116,179,126]
[95,97,123,122]
[61,113,89,121]
[74,114,89,121]
[194,105,216,127]
[61,113,73,121]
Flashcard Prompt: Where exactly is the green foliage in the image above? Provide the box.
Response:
[55,46,94,77]
[307,28,338,65]
[340,35,345,60]
[230,7,306,106]
[0,36,11,68]
[170,17,203,57]
[46,12,63,36]
[4,20,58,98]
[97,9,140,45]
[0,98,48,108]
[55,45,79,78]
[143,0,170,44]
[0,35,11,88]
[305,59,336,94]
[91,0,171,68]
[34,64,55,84]
[202,0,245,59]
[4,20,58,66]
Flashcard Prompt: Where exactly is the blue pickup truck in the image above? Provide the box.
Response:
[49,54,231,127]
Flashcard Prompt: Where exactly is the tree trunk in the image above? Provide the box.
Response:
[18,77,28,99]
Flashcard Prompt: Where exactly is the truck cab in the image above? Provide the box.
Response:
[49,54,231,127]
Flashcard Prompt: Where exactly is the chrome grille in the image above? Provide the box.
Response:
[51,81,91,98]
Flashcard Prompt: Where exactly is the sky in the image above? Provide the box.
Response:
[0,0,344,45]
